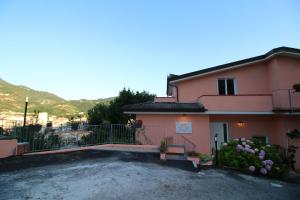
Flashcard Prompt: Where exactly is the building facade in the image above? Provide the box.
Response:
[123,47,300,169]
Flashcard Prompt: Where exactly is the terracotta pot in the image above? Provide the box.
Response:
[160,153,166,160]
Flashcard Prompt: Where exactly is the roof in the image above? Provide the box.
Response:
[167,47,300,95]
[122,102,206,113]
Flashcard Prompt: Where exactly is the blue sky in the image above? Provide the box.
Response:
[0,0,300,100]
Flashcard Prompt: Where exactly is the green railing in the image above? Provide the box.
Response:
[11,124,136,152]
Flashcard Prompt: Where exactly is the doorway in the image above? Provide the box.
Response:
[210,122,229,150]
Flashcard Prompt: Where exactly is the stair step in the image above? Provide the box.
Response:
[167,146,185,154]
[165,154,187,161]
[167,144,185,147]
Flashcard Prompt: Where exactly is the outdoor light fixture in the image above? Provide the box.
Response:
[237,121,246,128]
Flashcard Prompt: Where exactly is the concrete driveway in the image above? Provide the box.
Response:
[0,151,299,200]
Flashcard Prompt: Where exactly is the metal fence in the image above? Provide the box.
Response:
[272,89,300,112]
[11,124,135,152]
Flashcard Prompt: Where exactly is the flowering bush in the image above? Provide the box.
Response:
[219,138,290,179]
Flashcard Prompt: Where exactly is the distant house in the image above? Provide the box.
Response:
[38,112,48,125]
[123,47,300,169]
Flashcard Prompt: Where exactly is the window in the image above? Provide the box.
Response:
[218,80,226,95]
[218,79,237,95]
[253,136,268,145]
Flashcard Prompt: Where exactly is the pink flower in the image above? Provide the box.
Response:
[265,165,272,171]
[249,166,256,172]
[265,160,273,166]
[259,155,265,160]
[259,150,265,155]
[260,168,268,175]
[236,144,244,151]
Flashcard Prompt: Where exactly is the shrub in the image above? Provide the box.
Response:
[199,153,211,163]
[160,139,167,153]
[219,138,290,179]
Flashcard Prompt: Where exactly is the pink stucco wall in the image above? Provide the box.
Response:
[210,115,276,142]
[136,114,211,154]
[175,62,271,103]
[268,56,300,110]
[199,94,273,112]
[154,97,177,103]
[172,55,300,112]
[268,56,300,91]
[0,139,17,158]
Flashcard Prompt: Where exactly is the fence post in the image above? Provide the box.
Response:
[133,127,136,144]
[109,124,113,144]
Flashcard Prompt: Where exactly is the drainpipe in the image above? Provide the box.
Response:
[288,89,293,112]
[169,84,179,102]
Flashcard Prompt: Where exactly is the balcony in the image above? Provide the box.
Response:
[199,90,300,113]
[199,94,273,112]
[272,89,300,112]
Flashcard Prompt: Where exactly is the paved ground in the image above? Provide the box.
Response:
[0,151,299,200]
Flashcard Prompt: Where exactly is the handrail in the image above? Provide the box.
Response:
[181,135,196,153]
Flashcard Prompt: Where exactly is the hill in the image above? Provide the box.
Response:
[0,79,114,117]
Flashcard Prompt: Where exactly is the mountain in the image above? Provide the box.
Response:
[0,79,114,117]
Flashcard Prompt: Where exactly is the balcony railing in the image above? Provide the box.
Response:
[199,90,300,113]
[272,89,300,112]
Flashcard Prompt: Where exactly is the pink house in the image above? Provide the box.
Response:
[123,47,300,169]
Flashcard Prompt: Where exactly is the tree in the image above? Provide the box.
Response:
[87,88,155,124]
[108,88,155,124]
[87,103,109,125]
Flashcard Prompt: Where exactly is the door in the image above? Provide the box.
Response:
[210,122,229,150]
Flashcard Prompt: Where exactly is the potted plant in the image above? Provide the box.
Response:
[199,153,212,165]
[160,138,167,160]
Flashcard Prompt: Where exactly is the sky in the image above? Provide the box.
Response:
[0,0,300,100]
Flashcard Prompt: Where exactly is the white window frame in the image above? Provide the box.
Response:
[252,136,269,144]
[217,78,238,95]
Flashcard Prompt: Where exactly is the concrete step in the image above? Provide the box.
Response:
[167,144,185,147]
[165,154,187,161]
[166,145,185,154]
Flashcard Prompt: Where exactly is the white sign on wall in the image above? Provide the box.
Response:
[176,122,192,134]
